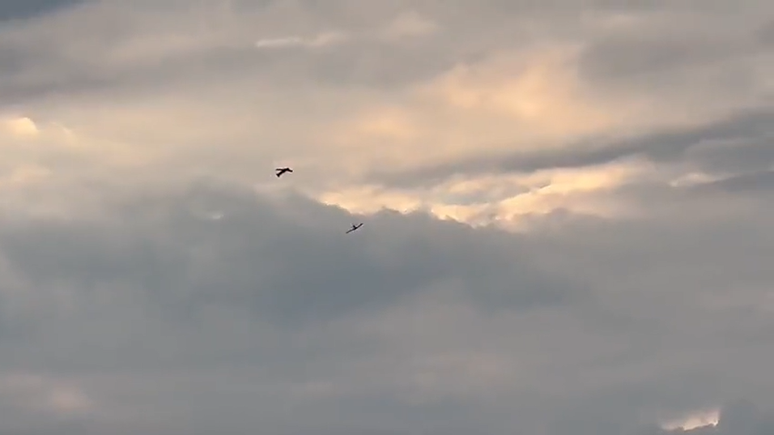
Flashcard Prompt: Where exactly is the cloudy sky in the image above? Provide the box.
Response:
[2,0,774,434]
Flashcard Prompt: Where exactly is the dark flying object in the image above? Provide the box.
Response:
[346,223,363,234]
[275,167,293,177]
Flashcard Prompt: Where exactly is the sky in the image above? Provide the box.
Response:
[1,0,774,434]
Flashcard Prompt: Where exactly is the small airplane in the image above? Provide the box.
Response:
[275,167,293,177]
[345,223,363,234]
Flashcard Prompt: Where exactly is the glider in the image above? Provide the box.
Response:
[275,167,293,177]
[346,223,363,234]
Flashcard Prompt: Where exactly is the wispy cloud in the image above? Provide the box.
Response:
[255,31,348,49]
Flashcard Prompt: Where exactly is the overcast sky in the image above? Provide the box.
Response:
[1,1,774,434]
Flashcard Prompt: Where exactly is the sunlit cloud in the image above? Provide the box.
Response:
[2,117,39,138]
[315,158,652,226]
[0,373,94,417]
[255,31,348,49]
[661,408,720,431]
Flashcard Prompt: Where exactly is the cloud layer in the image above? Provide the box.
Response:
[2,0,774,434]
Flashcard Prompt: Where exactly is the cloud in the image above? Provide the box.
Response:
[0,183,579,432]
[641,400,774,434]
[2,116,39,137]
[0,183,579,328]
[3,0,774,434]
[0,179,770,434]
[660,407,719,431]
[365,105,774,190]
[377,10,439,40]
[255,31,348,49]
[0,0,84,22]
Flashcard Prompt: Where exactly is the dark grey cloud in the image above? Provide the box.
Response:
[0,0,456,104]
[686,138,774,175]
[691,170,774,195]
[572,1,773,99]
[0,178,772,434]
[0,29,454,105]
[0,178,774,435]
[577,30,751,84]
[0,0,769,106]
[0,0,85,22]
[0,181,578,369]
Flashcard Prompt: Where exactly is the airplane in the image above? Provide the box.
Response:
[345,223,363,234]
[275,167,293,177]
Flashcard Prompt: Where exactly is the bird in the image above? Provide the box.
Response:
[275,167,293,177]
[346,223,363,234]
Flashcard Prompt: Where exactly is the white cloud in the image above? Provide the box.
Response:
[661,409,720,431]
[2,116,39,138]
[255,31,348,49]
